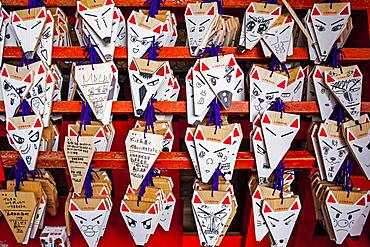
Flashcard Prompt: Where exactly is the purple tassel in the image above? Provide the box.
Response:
[144,39,161,65]
[329,43,345,69]
[198,43,224,62]
[144,0,164,18]
[28,0,44,8]
[265,0,278,4]
[268,97,288,118]
[7,158,34,195]
[20,100,32,122]
[78,101,93,141]
[202,0,224,14]
[207,98,222,132]
[137,168,160,204]
[329,103,345,127]
[83,167,95,200]
[211,166,225,195]
[334,157,353,195]
[143,95,158,137]
[272,161,286,203]
[18,53,40,67]
[268,55,290,78]
[79,36,101,67]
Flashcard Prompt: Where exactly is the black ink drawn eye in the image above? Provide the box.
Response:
[126,216,137,228]
[199,26,205,32]
[225,74,232,83]
[130,34,137,42]
[246,21,255,31]
[252,88,260,96]
[271,223,276,227]
[348,215,352,220]
[257,24,268,34]
[148,79,159,86]
[338,150,345,157]
[4,81,12,92]
[315,25,325,32]
[210,77,217,85]
[142,219,152,229]
[336,213,340,218]
[323,147,329,155]
[285,220,291,225]
[350,87,360,93]
[132,75,143,84]
[141,40,149,46]
[266,94,274,100]
[29,132,40,142]
[331,24,344,32]
[12,134,24,144]
[281,92,291,98]
[97,221,100,224]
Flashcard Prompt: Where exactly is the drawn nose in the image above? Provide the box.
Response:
[258,98,264,103]
[331,157,336,161]
[190,46,197,53]
[103,37,111,43]
[279,239,285,244]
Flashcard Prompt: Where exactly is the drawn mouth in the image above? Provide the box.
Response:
[336,229,349,232]
[325,159,339,165]
[254,104,263,111]
[21,144,31,154]
[247,34,258,42]
[133,48,139,53]
[83,229,97,237]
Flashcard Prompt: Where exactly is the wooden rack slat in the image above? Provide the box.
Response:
[2,0,369,10]
[0,150,315,169]
[1,101,369,115]
[3,47,370,61]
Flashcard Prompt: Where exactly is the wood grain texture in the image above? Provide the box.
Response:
[0,150,315,169]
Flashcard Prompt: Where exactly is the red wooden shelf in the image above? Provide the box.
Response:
[0,101,369,115]
[3,47,370,61]
[2,0,369,10]
[0,150,315,169]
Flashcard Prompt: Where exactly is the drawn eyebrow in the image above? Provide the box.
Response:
[263,18,273,22]
[279,26,290,34]
[214,147,226,153]
[234,80,241,91]
[281,131,293,137]
[253,83,262,92]
[102,8,111,16]
[143,36,154,40]
[266,127,276,136]
[353,144,362,149]
[16,24,27,30]
[214,208,226,215]
[267,216,279,222]
[84,13,97,17]
[264,32,275,37]
[330,206,342,214]
[331,18,344,26]
[349,80,361,91]
[195,75,206,85]
[188,19,196,25]
[75,215,87,221]
[199,143,209,152]
[256,202,262,209]
[337,145,347,150]
[207,74,219,79]
[322,141,332,149]
[223,69,234,78]
[31,21,42,30]
[198,207,211,215]
[284,213,295,221]
[317,81,327,89]
[94,140,102,144]
[266,91,279,95]
[130,27,138,36]
[347,209,361,215]
[200,19,211,26]
[34,78,43,87]
[257,144,266,153]
[92,214,103,221]
[316,19,326,25]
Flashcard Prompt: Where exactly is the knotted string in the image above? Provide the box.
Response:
[323,0,340,9]
[18,53,40,68]
[77,101,93,141]
[144,38,161,65]
[28,0,45,8]
[144,0,164,18]
[211,165,225,196]
[20,100,32,122]
[329,103,345,128]
[7,158,35,195]
[202,0,224,14]
[207,98,222,133]
[83,164,97,201]
[143,94,158,137]
[268,97,287,118]
[342,157,353,196]
[272,161,286,203]
[78,36,101,68]
[137,168,160,205]
[268,55,290,78]
[329,43,345,71]
[198,43,224,62]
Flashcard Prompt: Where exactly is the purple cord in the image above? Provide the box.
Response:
[207,98,222,132]
[198,43,224,62]
[144,0,164,17]
[83,166,96,200]
[144,39,161,65]
[7,158,34,195]
[268,97,288,118]
[137,168,160,204]
[329,103,345,127]
[211,166,225,195]
[28,0,45,8]
[272,161,286,202]
[329,43,345,69]
[77,101,93,141]
[268,55,290,78]
[143,95,158,137]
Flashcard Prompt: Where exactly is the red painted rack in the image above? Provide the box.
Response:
[0,0,370,247]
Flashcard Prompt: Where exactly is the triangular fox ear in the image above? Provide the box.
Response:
[355,195,366,206]
[347,130,356,142]
[96,200,107,210]
[194,128,205,140]
[23,72,33,83]
[121,200,130,212]
[37,8,46,19]
[262,113,271,124]
[253,188,262,199]
[7,120,17,131]
[105,0,114,5]
[1,66,9,78]
[12,12,22,22]
[192,191,204,204]
[318,126,327,137]
[326,191,338,204]
[186,129,194,141]
[246,3,255,13]
[185,6,193,15]
[207,6,215,15]
[289,198,301,211]
[69,200,80,211]
[339,5,350,16]
[77,2,89,12]
[263,202,273,213]
[270,7,280,16]
[311,6,321,16]
[68,127,79,137]
[128,12,137,25]
[33,118,42,128]
[152,24,162,34]
[146,204,157,214]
